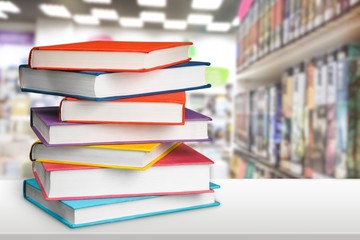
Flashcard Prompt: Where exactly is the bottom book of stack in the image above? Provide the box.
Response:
[24,179,220,228]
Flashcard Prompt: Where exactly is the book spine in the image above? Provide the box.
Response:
[250,91,258,153]
[283,0,291,45]
[304,59,316,178]
[314,0,324,28]
[312,56,327,175]
[324,52,337,177]
[300,0,309,36]
[275,0,283,49]
[280,69,293,170]
[307,0,315,31]
[290,63,306,175]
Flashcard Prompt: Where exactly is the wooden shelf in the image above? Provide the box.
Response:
[234,147,304,179]
[236,5,360,92]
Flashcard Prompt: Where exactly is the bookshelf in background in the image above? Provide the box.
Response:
[232,0,360,179]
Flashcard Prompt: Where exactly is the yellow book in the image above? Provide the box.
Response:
[30,141,181,170]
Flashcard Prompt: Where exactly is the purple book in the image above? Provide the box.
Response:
[31,107,211,146]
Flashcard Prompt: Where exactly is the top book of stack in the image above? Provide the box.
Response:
[28,41,192,72]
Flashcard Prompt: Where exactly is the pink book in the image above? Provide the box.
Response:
[32,143,214,200]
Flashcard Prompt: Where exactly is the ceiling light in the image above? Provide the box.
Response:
[137,0,166,7]
[163,20,187,30]
[39,4,71,18]
[140,11,165,23]
[187,14,213,25]
[0,1,20,13]
[0,11,7,19]
[119,17,143,28]
[206,22,231,32]
[73,14,100,25]
[83,0,111,4]
[91,8,118,20]
[191,0,223,10]
[232,17,239,26]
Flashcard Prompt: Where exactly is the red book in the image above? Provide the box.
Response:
[28,41,192,72]
[59,92,186,124]
[32,143,214,200]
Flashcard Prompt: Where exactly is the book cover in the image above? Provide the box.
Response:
[59,91,186,124]
[28,41,192,72]
[20,61,211,101]
[280,69,293,170]
[33,143,215,200]
[23,178,220,228]
[31,107,211,146]
[291,63,306,175]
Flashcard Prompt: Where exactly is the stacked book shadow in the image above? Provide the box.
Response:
[19,41,220,228]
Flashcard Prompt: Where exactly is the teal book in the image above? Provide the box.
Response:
[23,178,220,228]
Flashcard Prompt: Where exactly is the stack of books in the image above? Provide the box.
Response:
[19,41,220,228]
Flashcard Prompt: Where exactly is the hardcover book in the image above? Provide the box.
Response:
[32,143,214,200]
[256,87,269,159]
[20,61,210,101]
[30,141,180,170]
[280,69,293,170]
[268,83,282,166]
[31,107,211,146]
[24,178,220,228]
[28,41,192,72]
[291,63,306,175]
[325,52,337,177]
[312,56,327,175]
[59,92,186,124]
[250,91,258,153]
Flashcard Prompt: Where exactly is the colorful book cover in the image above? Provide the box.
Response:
[325,52,337,177]
[291,63,306,175]
[312,56,327,175]
[31,107,211,146]
[280,69,293,170]
[336,59,360,178]
[256,87,269,159]
[304,59,316,178]
[268,83,282,166]
[23,178,220,228]
[28,41,192,72]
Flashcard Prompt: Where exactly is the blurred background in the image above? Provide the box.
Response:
[0,0,360,180]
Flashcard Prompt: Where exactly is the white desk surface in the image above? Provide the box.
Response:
[1,179,360,240]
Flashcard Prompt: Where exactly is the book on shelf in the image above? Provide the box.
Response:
[304,58,316,178]
[249,91,258,153]
[279,69,293,170]
[30,141,180,170]
[59,92,186,124]
[19,61,210,101]
[255,87,269,159]
[32,143,214,200]
[31,107,211,146]
[290,63,306,175]
[312,56,327,175]
[268,83,282,166]
[336,58,360,178]
[234,92,250,150]
[23,178,220,228]
[28,41,192,72]
[325,52,337,177]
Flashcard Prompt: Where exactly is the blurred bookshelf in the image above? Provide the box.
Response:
[232,0,360,179]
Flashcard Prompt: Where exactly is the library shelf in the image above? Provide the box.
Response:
[234,147,304,179]
[236,4,360,92]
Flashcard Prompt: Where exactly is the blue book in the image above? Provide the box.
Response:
[19,61,211,101]
[23,178,220,228]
